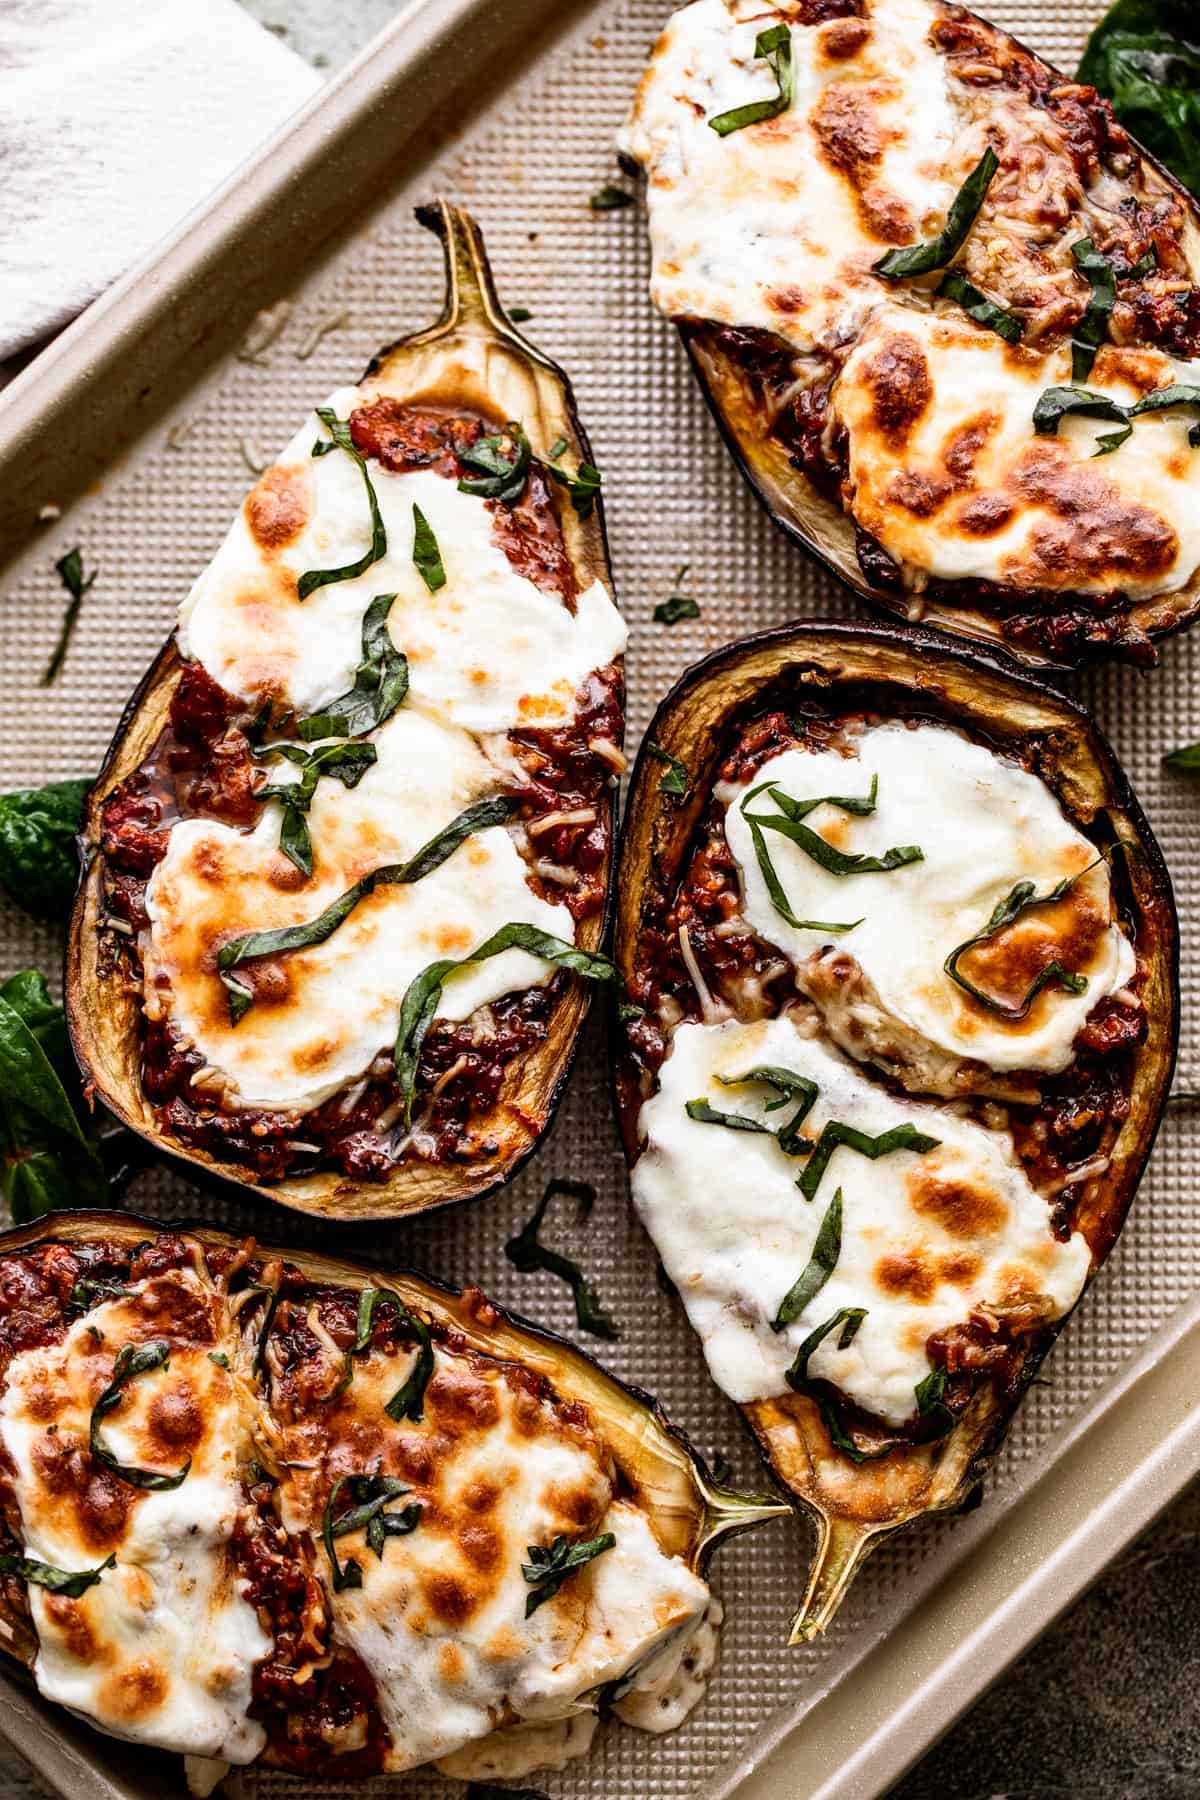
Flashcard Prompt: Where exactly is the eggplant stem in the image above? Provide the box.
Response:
[695,1479,791,1570]
[414,197,553,365]
[789,1514,884,1643]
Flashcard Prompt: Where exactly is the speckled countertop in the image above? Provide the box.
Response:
[1,3,1195,1798]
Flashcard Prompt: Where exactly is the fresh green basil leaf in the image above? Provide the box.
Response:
[646,742,690,798]
[1079,1,1200,196]
[43,550,98,687]
[297,594,409,741]
[936,270,1023,342]
[654,594,701,625]
[708,23,793,137]
[411,503,446,592]
[798,1120,940,1203]
[382,1309,435,1423]
[457,422,531,504]
[1032,385,1131,440]
[299,409,387,600]
[1093,424,1135,456]
[873,148,998,279]
[1165,741,1200,770]
[772,1189,843,1332]
[744,815,864,934]
[216,796,518,1019]
[914,1365,957,1438]
[325,1473,418,1566]
[393,926,617,1127]
[90,1341,191,1490]
[545,457,603,519]
[0,981,106,1222]
[784,1305,866,1389]
[944,869,1093,1020]
[0,779,90,920]
[256,738,378,875]
[505,1178,620,1340]
[521,1531,616,1616]
[0,1551,115,1598]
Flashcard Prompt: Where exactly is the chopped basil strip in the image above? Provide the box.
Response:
[0,1551,115,1598]
[297,593,409,741]
[944,870,1092,1020]
[522,1531,616,1616]
[216,795,518,1020]
[333,1285,390,1397]
[646,741,690,798]
[936,270,1023,343]
[744,814,863,933]
[508,306,534,323]
[256,738,378,877]
[208,1351,230,1369]
[71,1278,131,1309]
[817,1396,905,1465]
[299,409,387,600]
[546,457,603,519]
[411,502,446,592]
[1129,381,1200,446]
[590,185,634,210]
[772,1189,843,1333]
[322,1472,420,1589]
[90,1341,191,1491]
[873,148,998,280]
[685,1098,775,1134]
[716,1064,819,1155]
[708,23,793,137]
[798,1120,940,1203]
[505,1178,620,1340]
[1093,425,1135,456]
[743,778,922,879]
[394,926,617,1127]
[457,422,531,504]
[383,1307,435,1424]
[1070,237,1118,381]
[785,1305,866,1390]
[1032,385,1131,441]
[43,548,98,687]
[548,437,568,462]
[654,594,701,625]
[1166,741,1200,772]
[914,1366,956,1438]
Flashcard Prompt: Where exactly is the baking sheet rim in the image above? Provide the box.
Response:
[0,0,1194,1794]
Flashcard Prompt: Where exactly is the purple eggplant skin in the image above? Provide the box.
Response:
[610,617,1178,1638]
[64,200,622,1227]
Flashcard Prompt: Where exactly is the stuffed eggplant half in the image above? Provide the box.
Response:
[620,0,1200,667]
[67,202,626,1222]
[0,1211,783,1791]
[613,621,1176,1638]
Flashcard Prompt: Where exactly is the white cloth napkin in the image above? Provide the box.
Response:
[0,0,321,361]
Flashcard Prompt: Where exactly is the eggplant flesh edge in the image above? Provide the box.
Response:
[0,1205,788,1676]
[65,199,622,1223]
[611,619,1178,1640]
[633,0,1200,672]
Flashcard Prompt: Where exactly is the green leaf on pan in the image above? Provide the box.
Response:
[411,503,446,592]
[708,24,793,137]
[393,926,616,1128]
[90,1341,191,1491]
[590,185,634,210]
[772,1188,843,1332]
[0,973,106,1222]
[1079,1,1200,196]
[873,149,998,279]
[0,779,90,921]
[43,549,98,687]
[505,1178,620,1339]
[936,271,1024,343]
[296,593,409,741]
[299,409,387,600]
[1165,741,1200,770]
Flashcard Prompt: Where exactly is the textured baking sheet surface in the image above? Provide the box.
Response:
[0,1,1196,1796]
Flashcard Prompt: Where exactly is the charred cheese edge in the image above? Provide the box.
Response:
[139,387,625,1121]
[621,0,1200,603]
[0,1252,717,1784]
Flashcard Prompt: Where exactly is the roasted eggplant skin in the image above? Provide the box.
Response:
[623,5,1200,672]
[611,619,1178,1639]
[66,199,621,1225]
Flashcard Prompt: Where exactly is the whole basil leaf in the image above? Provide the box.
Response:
[0,778,89,920]
[1079,2,1200,195]
[0,971,106,1221]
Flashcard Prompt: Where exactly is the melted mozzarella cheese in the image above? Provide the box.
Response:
[144,705,570,1113]
[834,307,1200,594]
[619,0,959,353]
[178,388,626,726]
[275,1345,709,1773]
[720,722,1134,1077]
[0,1278,268,1764]
[632,1018,1091,1423]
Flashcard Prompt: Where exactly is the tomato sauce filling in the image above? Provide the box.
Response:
[98,405,622,1184]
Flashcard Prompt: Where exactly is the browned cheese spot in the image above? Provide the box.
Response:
[817,18,872,62]
[42,1594,104,1665]
[906,1168,1011,1240]
[1006,447,1177,586]
[146,1382,204,1457]
[244,465,311,552]
[862,332,933,446]
[456,1520,503,1576]
[424,1369,502,1434]
[874,1250,937,1303]
[98,1658,168,1723]
[422,1570,477,1628]
[938,1250,984,1286]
